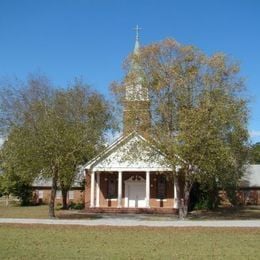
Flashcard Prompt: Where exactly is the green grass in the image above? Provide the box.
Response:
[1,202,260,220]
[0,203,82,219]
[0,204,50,219]
[0,225,259,259]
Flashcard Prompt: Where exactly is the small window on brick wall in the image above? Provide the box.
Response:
[68,191,74,200]
[56,190,61,199]
[107,175,118,199]
[157,175,167,199]
[38,190,44,199]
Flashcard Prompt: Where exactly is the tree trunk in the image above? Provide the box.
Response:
[49,168,58,218]
[175,176,181,211]
[61,189,68,209]
[179,180,192,219]
[5,195,9,207]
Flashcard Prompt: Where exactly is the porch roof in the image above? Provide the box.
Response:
[83,132,175,172]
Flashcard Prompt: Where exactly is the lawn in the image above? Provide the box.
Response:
[189,206,260,220]
[0,204,50,219]
[1,202,260,220]
[0,203,78,219]
[0,225,259,259]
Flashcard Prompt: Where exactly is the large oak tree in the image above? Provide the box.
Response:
[0,75,114,217]
[113,39,249,217]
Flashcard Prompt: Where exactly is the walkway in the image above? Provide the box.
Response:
[1,217,260,227]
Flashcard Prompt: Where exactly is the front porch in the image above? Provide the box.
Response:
[83,133,181,213]
[85,171,180,211]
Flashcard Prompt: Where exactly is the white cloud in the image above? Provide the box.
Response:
[250,130,260,138]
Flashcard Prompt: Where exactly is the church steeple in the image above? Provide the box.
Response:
[125,25,149,102]
[134,25,141,54]
[123,26,151,136]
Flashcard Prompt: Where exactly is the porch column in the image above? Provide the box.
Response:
[117,171,122,208]
[96,172,100,207]
[173,176,179,209]
[90,171,95,208]
[146,171,150,208]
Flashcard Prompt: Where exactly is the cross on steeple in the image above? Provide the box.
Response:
[134,25,142,41]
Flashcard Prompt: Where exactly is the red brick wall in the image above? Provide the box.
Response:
[150,173,174,208]
[237,189,260,205]
[33,189,84,205]
[85,170,91,207]
[85,171,177,209]
[220,189,260,206]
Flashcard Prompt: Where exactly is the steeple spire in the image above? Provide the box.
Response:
[134,25,141,54]
[123,25,151,136]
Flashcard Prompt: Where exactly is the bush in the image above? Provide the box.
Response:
[190,182,220,211]
[194,198,211,210]
[13,182,33,206]
[55,202,63,210]
[68,202,84,210]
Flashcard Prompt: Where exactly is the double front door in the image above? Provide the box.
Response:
[128,182,146,208]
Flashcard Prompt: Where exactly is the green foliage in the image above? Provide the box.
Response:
[0,171,33,205]
[0,144,34,205]
[0,74,115,216]
[0,175,6,197]
[250,142,260,164]
[11,181,33,206]
[194,198,211,210]
[68,201,84,210]
[113,39,250,215]
[190,183,220,210]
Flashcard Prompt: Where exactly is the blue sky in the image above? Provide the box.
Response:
[0,0,259,143]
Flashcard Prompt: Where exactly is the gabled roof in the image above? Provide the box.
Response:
[32,167,84,188]
[83,132,173,172]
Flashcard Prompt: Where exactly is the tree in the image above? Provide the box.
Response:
[0,144,33,206]
[250,142,260,164]
[0,75,114,217]
[0,173,13,206]
[113,39,249,217]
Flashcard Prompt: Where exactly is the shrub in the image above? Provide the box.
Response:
[68,202,84,210]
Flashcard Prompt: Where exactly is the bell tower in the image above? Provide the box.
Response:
[123,25,151,136]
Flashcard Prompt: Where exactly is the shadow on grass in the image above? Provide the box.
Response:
[189,206,260,220]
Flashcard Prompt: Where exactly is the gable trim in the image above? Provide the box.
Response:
[83,132,147,170]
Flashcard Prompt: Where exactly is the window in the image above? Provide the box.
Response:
[38,190,44,199]
[68,191,74,200]
[107,175,117,199]
[56,190,61,199]
[157,175,167,199]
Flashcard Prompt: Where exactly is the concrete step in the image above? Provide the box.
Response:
[84,207,178,214]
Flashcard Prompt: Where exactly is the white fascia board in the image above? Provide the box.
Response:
[91,167,173,172]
